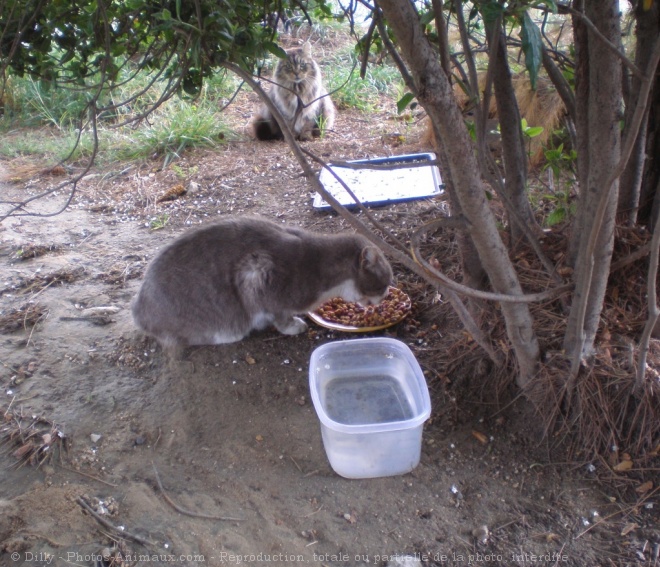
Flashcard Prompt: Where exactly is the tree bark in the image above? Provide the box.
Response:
[637,5,660,228]
[618,2,658,224]
[376,0,540,387]
[568,0,591,265]
[563,0,622,373]
[488,23,542,246]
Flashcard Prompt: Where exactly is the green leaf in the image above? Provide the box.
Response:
[546,207,566,227]
[419,10,436,26]
[465,120,476,141]
[544,148,561,161]
[520,11,543,90]
[397,92,415,114]
[480,1,505,26]
[533,0,558,12]
[263,41,287,59]
[159,8,172,21]
[524,126,544,138]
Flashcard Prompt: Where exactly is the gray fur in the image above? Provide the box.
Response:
[132,216,392,347]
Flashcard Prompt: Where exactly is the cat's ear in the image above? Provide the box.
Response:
[360,246,382,269]
[301,42,312,58]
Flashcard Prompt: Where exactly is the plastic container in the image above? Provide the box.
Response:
[309,338,431,479]
[313,152,444,210]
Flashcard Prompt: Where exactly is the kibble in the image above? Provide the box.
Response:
[315,287,411,328]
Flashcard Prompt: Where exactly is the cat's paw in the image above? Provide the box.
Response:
[297,128,314,141]
[275,316,308,335]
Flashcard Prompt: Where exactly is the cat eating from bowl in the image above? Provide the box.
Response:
[132,216,392,348]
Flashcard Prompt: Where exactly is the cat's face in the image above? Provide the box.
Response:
[275,44,319,88]
[354,246,393,305]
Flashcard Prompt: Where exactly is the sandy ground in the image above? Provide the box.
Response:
[0,100,658,567]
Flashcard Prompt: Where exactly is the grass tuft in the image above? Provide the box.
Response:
[322,49,403,112]
[0,67,238,165]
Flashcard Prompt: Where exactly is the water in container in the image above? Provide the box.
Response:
[323,375,414,425]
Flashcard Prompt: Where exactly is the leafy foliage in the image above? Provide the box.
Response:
[520,10,544,89]
[1,0,332,111]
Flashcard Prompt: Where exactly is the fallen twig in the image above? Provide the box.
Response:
[76,496,155,547]
[60,464,119,487]
[152,463,244,521]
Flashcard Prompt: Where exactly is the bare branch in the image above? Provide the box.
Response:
[636,197,660,389]
[567,5,644,79]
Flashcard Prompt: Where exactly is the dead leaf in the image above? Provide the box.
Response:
[13,443,34,458]
[472,430,488,445]
[613,459,633,472]
[156,184,186,203]
[557,265,573,276]
[620,523,638,536]
[635,480,653,494]
[611,286,619,302]
[245,355,256,365]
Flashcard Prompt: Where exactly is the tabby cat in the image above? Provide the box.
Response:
[250,43,336,141]
[131,216,392,347]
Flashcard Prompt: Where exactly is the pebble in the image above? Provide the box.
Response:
[472,524,490,544]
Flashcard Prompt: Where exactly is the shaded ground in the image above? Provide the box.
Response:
[0,77,658,567]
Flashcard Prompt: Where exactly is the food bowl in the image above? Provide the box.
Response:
[309,338,431,479]
[307,287,411,333]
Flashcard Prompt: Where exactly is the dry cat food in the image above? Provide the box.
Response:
[314,287,411,328]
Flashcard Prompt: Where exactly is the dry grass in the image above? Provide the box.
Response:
[1,407,67,468]
[0,303,48,334]
[408,214,660,461]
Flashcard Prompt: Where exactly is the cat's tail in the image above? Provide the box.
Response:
[250,108,284,141]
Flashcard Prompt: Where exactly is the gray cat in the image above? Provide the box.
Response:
[250,42,336,141]
[132,216,392,347]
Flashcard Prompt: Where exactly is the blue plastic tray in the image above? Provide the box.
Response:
[313,152,443,210]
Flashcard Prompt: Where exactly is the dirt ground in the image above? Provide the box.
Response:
[0,94,658,567]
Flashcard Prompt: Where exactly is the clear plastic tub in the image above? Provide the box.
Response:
[309,338,431,479]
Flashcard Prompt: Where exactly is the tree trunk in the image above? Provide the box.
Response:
[636,4,660,229]
[568,0,591,265]
[488,23,542,246]
[618,2,658,224]
[376,0,540,387]
[563,0,622,372]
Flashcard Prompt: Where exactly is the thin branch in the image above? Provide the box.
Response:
[76,497,156,547]
[567,5,644,79]
[431,0,451,79]
[218,79,246,113]
[299,148,409,254]
[410,220,502,364]
[152,463,244,521]
[636,210,660,389]
[359,15,378,80]
[373,9,416,90]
